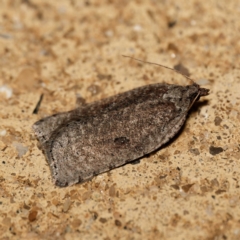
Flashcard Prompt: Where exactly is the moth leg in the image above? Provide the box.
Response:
[75,93,86,108]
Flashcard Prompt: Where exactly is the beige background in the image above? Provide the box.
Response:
[0,0,240,239]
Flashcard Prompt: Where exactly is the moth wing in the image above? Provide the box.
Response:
[45,101,187,187]
[32,112,72,145]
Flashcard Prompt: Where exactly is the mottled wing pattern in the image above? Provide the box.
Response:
[33,83,208,187]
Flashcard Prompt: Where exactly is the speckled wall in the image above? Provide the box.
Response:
[0,0,240,239]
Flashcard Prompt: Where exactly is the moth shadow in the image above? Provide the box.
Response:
[130,99,209,165]
[189,99,209,113]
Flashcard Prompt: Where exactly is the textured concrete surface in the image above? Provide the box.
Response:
[0,0,240,239]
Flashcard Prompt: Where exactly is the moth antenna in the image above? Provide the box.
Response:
[122,55,195,85]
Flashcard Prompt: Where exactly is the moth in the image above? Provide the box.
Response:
[32,57,209,187]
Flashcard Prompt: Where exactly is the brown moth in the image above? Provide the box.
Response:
[32,57,209,187]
